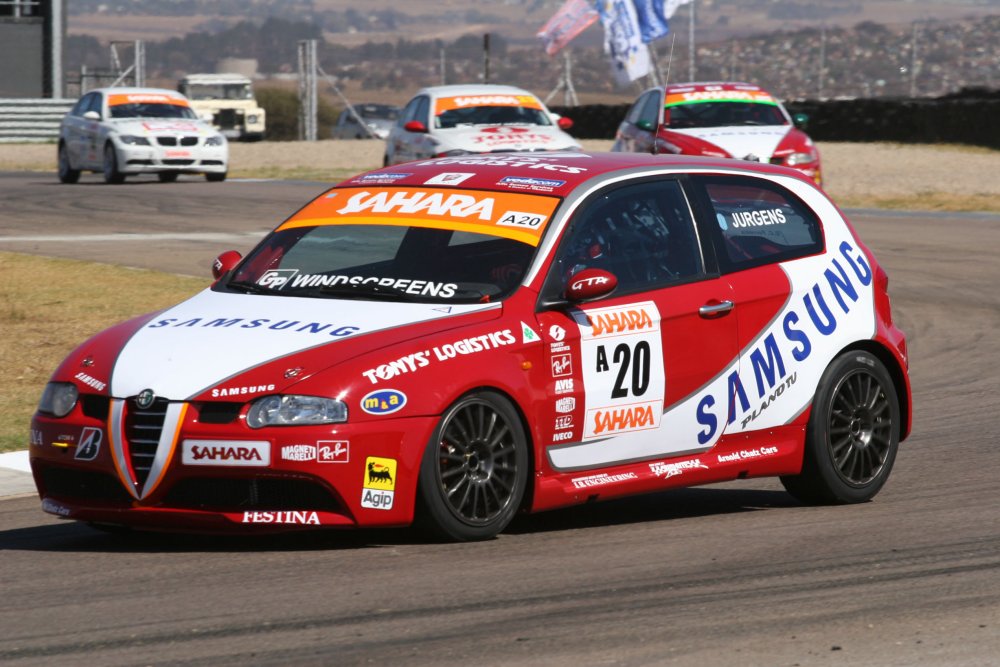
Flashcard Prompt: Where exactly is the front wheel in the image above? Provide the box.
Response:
[417,391,529,541]
[102,144,125,184]
[781,350,900,505]
[57,143,80,184]
[205,171,227,182]
[157,172,179,183]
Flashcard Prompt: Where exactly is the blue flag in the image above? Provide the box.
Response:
[631,0,670,43]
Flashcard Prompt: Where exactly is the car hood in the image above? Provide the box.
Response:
[437,125,580,153]
[108,288,499,400]
[670,125,792,160]
[109,118,218,136]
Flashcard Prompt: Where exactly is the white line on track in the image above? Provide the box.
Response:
[0,450,30,473]
[1,232,268,242]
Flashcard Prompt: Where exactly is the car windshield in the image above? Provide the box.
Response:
[223,186,562,303]
[110,103,198,120]
[434,94,552,129]
[357,104,398,120]
[666,101,787,129]
[184,83,253,100]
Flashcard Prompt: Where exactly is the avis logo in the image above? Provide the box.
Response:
[74,427,102,461]
[360,389,407,415]
[555,379,574,394]
[256,269,298,289]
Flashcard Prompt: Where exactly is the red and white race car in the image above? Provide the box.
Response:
[613,82,822,185]
[384,84,580,166]
[30,152,909,540]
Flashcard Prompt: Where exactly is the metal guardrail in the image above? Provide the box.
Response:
[0,98,73,143]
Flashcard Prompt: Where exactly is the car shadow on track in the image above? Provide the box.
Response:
[0,486,799,553]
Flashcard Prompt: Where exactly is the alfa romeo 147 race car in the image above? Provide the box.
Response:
[58,87,228,184]
[30,152,910,541]
[384,84,580,166]
[613,82,822,185]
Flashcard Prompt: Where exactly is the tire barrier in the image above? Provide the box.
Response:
[551,88,1000,149]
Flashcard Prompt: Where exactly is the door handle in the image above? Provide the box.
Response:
[699,300,734,319]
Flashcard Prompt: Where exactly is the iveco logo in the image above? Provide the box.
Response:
[136,389,156,409]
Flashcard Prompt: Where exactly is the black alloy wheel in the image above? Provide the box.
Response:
[418,391,528,541]
[58,143,80,184]
[781,350,900,505]
[102,144,125,184]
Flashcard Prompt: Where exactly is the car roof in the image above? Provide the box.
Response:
[180,73,252,84]
[663,81,768,94]
[338,151,813,195]
[417,84,538,99]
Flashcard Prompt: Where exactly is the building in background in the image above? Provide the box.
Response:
[0,0,65,97]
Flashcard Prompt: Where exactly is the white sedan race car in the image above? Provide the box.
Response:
[384,84,581,165]
[58,87,229,184]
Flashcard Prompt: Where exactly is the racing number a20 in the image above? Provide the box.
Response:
[600,341,651,399]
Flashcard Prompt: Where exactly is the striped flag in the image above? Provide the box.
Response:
[537,0,600,56]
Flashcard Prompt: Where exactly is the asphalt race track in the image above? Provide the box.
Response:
[1,172,998,666]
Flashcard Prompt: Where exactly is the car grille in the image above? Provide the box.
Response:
[124,397,169,487]
[163,476,343,513]
[156,137,177,146]
[215,109,238,129]
[163,159,195,166]
[40,465,134,505]
[180,136,198,146]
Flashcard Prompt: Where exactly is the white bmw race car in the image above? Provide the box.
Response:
[384,84,581,165]
[58,87,229,184]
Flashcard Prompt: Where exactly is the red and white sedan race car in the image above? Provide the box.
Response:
[30,152,910,541]
[384,84,580,166]
[613,82,823,185]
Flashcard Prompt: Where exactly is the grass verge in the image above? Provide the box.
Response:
[0,252,206,453]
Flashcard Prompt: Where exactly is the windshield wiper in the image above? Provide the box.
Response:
[317,283,427,302]
[226,280,284,295]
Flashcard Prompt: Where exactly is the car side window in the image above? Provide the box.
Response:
[413,96,430,126]
[85,93,103,117]
[70,93,92,117]
[547,179,703,296]
[697,176,823,272]
[639,90,662,127]
[398,97,421,127]
[624,92,649,125]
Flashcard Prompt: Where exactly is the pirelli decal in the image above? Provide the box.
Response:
[279,187,561,246]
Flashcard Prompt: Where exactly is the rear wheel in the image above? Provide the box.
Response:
[57,143,80,184]
[157,172,179,183]
[102,144,125,184]
[417,391,528,541]
[781,350,900,504]
[205,171,227,182]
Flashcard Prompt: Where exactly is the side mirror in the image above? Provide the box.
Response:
[557,116,574,130]
[212,250,242,280]
[83,110,100,121]
[636,119,656,132]
[404,120,428,133]
[565,268,617,303]
[792,112,809,128]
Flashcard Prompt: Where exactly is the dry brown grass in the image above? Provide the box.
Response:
[0,253,207,452]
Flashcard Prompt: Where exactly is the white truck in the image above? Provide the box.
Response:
[178,73,265,141]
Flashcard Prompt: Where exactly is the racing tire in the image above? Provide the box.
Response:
[57,143,80,184]
[417,391,529,541]
[205,172,227,182]
[158,172,179,183]
[781,350,900,505]
[102,144,125,184]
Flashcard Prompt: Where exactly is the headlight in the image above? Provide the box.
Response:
[205,135,226,147]
[119,135,150,146]
[785,150,818,166]
[38,382,79,418]
[246,395,347,428]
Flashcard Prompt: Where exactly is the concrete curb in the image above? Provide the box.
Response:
[0,451,36,498]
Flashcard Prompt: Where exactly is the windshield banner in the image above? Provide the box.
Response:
[108,93,190,107]
[665,89,777,107]
[280,187,561,246]
[434,95,545,116]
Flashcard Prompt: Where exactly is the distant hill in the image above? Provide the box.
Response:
[65,1,1000,104]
